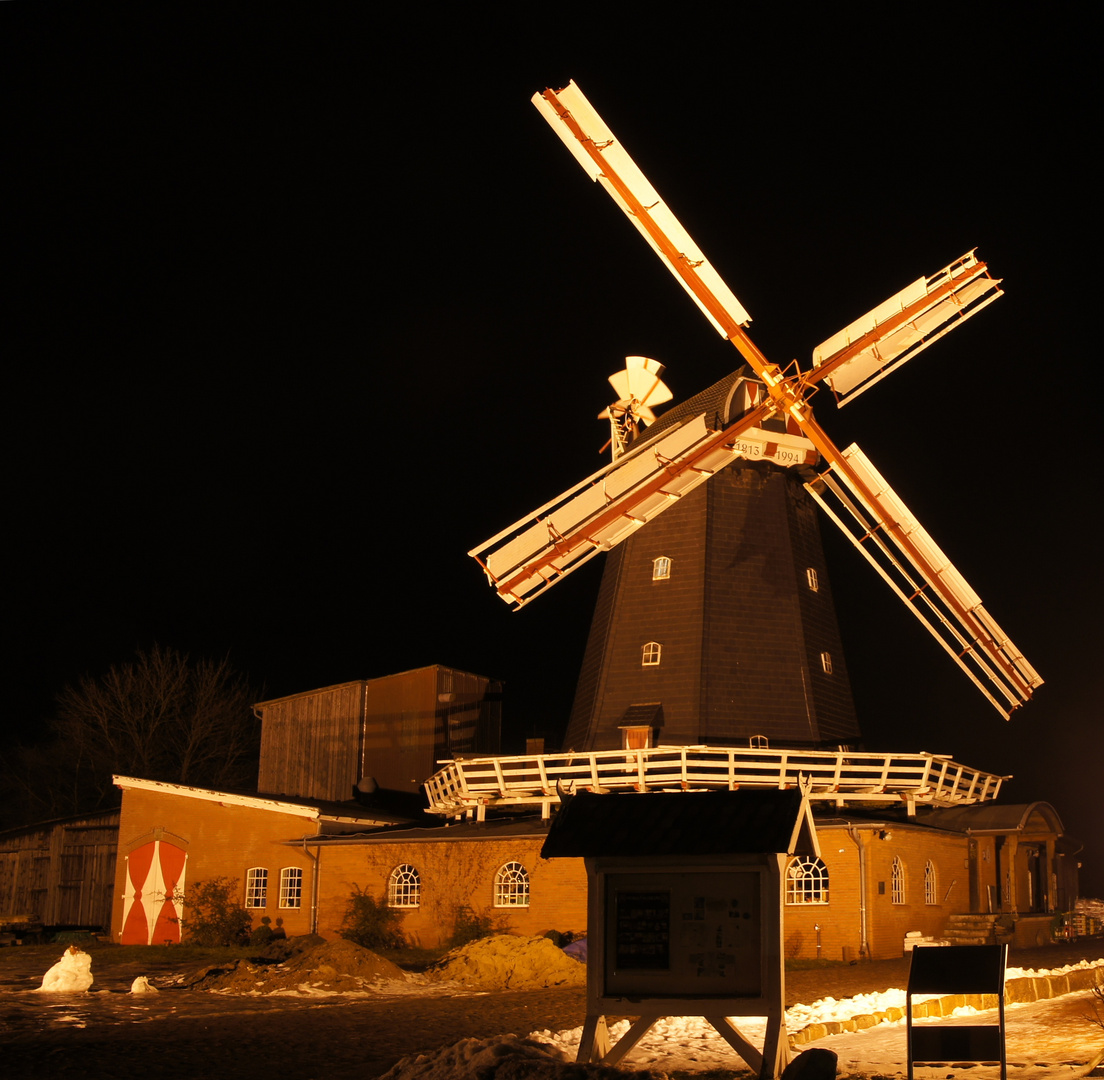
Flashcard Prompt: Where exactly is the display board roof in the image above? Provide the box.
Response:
[541,788,818,859]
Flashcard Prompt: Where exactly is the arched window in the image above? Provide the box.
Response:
[820,651,833,674]
[245,867,268,909]
[387,864,421,908]
[924,860,937,905]
[279,867,303,909]
[806,567,819,591]
[785,856,829,905]
[652,557,672,581]
[642,641,662,667]
[494,862,530,908]
[892,856,906,904]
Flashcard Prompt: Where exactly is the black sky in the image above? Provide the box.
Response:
[7,7,1100,891]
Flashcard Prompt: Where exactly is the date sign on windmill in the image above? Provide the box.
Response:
[470,81,1041,720]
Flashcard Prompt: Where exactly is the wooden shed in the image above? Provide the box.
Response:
[256,665,502,801]
[0,809,119,933]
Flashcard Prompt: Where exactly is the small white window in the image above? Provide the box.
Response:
[806,567,819,591]
[494,862,530,908]
[387,864,421,908]
[642,641,662,666]
[750,735,769,750]
[820,651,833,674]
[892,856,906,905]
[786,856,829,905]
[279,867,303,909]
[652,557,671,581]
[245,867,268,909]
[924,860,937,905]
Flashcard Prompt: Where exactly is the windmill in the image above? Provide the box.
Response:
[469,81,1041,745]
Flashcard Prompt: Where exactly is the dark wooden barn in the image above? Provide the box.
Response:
[0,809,119,934]
[256,664,502,801]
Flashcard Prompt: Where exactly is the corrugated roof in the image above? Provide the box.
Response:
[298,816,550,845]
[913,801,1065,836]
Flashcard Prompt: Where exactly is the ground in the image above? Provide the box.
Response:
[0,937,1100,1078]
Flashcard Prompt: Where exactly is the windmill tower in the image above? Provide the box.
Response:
[469,82,1041,748]
[566,365,859,753]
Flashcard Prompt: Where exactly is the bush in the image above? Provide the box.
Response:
[448,905,504,949]
[339,885,405,950]
[179,877,252,946]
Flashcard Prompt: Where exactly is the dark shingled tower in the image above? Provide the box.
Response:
[564,367,861,753]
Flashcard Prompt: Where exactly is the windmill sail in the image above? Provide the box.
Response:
[812,252,1003,406]
[472,81,1041,715]
[470,374,815,608]
[532,83,752,335]
[805,445,1042,716]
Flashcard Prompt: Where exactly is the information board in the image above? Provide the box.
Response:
[603,870,762,997]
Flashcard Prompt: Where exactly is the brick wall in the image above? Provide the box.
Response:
[782,825,971,961]
[316,839,587,947]
[114,784,978,959]
[864,825,967,957]
[113,787,319,941]
[783,839,862,961]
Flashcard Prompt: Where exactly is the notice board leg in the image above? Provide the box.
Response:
[705,1015,766,1075]
[602,1014,658,1067]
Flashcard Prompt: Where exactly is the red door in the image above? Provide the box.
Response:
[121,840,188,945]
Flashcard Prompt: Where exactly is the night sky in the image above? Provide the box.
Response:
[7,9,1100,892]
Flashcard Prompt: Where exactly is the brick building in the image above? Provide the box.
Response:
[111,754,1078,956]
[106,651,1078,959]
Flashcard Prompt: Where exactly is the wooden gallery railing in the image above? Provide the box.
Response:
[423,745,1007,818]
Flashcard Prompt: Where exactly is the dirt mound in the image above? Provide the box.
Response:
[428,935,585,991]
[184,938,408,994]
[379,1034,668,1080]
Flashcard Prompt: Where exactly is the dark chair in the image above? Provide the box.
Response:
[906,943,1008,1080]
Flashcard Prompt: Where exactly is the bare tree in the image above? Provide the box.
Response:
[29,645,261,815]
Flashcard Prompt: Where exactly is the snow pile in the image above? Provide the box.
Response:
[130,976,158,993]
[1006,955,1104,980]
[35,946,93,992]
[378,1034,668,1080]
[184,938,409,994]
[786,988,905,1030]
[428,935,587,990]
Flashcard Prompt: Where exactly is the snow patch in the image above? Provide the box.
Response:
[35,946,93,993]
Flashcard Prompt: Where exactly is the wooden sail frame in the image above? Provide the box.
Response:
[471,81,1040,716]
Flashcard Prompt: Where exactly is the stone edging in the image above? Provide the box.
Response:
[788,962,1104,1048]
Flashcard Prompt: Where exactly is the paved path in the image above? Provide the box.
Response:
[808,989,1104,1077]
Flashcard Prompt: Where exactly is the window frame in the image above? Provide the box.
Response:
[652,556,672,581]
[785,856,830,905]
[641,641,662,667]
[493,861,531,908]
[924,859,937,906]
[820,651,833,674]
[806,567,819,591]
[892,856,906,905]
[387,864,421,908]
[279,866,303,909]
[245,867,268,909]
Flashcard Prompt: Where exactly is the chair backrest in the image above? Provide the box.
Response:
[907,943,1007,994]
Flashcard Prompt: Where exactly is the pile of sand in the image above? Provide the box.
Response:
[428,935,585,991]
[184,937,408,994]
[379,1035,668,1080]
